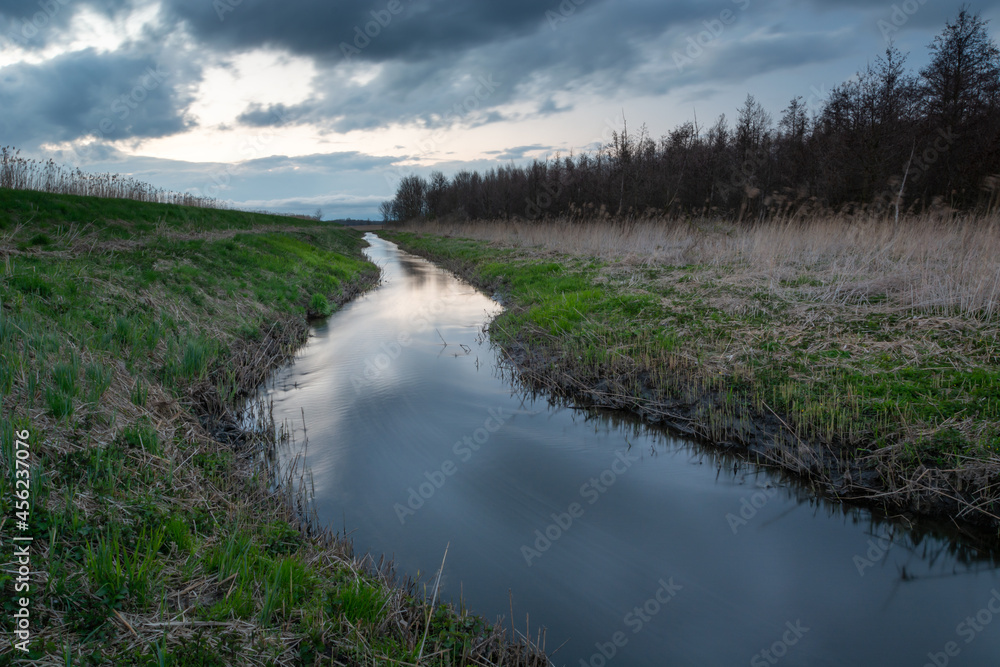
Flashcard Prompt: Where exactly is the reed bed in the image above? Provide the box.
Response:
[401,214,1000,320]
[1,146,220,208]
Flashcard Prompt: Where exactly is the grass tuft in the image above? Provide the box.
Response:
[308,292,333,318]
[332,578,388,627]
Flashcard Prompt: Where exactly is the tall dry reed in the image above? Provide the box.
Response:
[0,145,220,208]
[403,215,1000,319]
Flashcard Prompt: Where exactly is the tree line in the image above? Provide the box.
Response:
[384,9,1000,223]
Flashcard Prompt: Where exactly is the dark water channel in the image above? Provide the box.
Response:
[263,234,1000,666]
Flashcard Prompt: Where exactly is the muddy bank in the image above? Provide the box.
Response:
[384,232,1000,541]
[499,340,992,528]
[193,266,377,444]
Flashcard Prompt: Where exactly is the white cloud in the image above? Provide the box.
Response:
[188,49,318,128]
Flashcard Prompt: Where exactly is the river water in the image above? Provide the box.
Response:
[263,234,1000,666]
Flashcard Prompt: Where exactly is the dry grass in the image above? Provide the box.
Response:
[407,213,1000,319]
[1,146,220,208]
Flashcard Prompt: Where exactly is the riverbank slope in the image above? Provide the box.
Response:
[0,189,547,664]
[380,218,1000,535]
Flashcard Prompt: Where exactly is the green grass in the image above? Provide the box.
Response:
[333,578,389,626]
[85,363,114,402]
[45,387,74,418]
[0,189,543,664]
[308,292,333,318]
[84,525,165,611]
[119,422,159,455]
[0,187,318,238]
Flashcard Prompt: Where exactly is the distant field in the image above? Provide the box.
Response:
[383,215,1000,528]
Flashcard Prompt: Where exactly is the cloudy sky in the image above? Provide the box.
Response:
[2,0,998,219]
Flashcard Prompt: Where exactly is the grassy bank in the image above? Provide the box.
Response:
[0,189,548,665]
[381,216,1000,532]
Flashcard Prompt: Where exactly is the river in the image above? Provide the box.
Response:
[261,233,1000,666]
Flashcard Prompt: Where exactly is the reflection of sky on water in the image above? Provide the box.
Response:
[261,234,1000,667]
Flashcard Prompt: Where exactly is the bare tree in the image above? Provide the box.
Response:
[391,175,427,222]
[379,200,394,223]
[919,7,1000,202]
[920,7,1000,128]
[425,171,448,219]
[736,94,772,159]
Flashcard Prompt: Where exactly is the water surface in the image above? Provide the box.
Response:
[263,234,1000,666]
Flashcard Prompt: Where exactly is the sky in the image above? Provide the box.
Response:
[2,0,999,220]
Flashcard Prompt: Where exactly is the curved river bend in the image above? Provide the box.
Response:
[262,234,1000,666]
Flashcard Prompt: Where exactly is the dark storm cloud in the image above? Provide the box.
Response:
[165,0,609,62]
[813,0,977,31]
[666,30,853,93]
[235,102,307,128]
[0,47,196,146]
[216,1,717,135]
[228,0,864,136]
[153,0,729,136]
[0,0,134,51]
